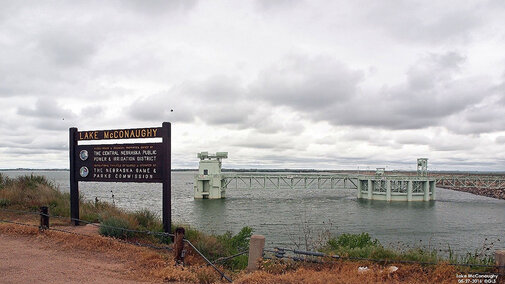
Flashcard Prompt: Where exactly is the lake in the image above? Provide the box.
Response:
[2,170,504,254]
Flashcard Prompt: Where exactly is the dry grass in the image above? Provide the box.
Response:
[1,173,500,283]
[0,173,252,273]
[2,222,490,284]
[0,177,64,209]
[0,222,228,283]
[236,261,460,284]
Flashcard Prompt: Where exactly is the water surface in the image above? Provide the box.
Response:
[2,170,504,254]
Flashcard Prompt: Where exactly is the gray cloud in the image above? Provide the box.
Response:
[253,51,493,131]
[444,101,505,134]
[128,92,194,123]
[120,0,198,15]
[406,52,465,90]
[232,134,299,151]
[38,31,97,67]
[430,139,477,152]
[1,1,505,170]
[394,134,432,146]
[80,105,105,118]
[496,136,505,144]
[126,75,251,125]
[18,99,76,120]
[253,55,363,110]
[337,52,487,129]
[15,98,78,132]
[364,1,483,44]
[255,0,303,11]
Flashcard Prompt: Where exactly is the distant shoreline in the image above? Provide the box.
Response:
[2,168,505,174]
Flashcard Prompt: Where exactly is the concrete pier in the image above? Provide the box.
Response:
[194,153,436,201]
[357,177,435,201]
[194,152,228,199]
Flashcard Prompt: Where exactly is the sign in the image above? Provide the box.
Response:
[69,123,171,232]
[75,143,163,182]
[76,127,162,141]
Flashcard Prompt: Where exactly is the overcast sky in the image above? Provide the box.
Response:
[1,0,505,171]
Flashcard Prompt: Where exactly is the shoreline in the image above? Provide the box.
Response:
[442,187,505,200]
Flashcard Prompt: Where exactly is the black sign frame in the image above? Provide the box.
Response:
[69,122,171,233]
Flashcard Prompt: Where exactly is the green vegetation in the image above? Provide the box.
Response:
[99,216,135,239]
[0,173,495,272]
[0,173,252,269]
[326,232,379,250]
[323,232,495,271]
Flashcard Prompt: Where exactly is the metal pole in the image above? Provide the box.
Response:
[184,239,232,282]
[69,127,79,226]
[162,122,172,233]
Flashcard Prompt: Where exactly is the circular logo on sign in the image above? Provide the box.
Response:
[79,150,89,161]
[80,166,89,178]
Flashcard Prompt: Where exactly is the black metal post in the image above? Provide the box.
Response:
[69,127,79,226]
[162,122,172,233]
[39,206,49,230]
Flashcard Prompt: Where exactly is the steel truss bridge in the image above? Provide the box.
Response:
[436,175,505,190]
[222,174,357,190]
[222,173,505,191]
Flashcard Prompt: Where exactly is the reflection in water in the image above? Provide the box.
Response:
[192,199,228,233]
[2,170,504,254]
[356,198,435,209]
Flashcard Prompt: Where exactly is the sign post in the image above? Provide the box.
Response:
[69,127,79,225]
[161,122,171,233]
[69,123,172,232]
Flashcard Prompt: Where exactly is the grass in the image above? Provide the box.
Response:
[0,222,466,284]
[0,173,499,278]
[0,173,252,270]
[322,232,496,272]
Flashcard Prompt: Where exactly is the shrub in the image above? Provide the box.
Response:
[1,174,254,269]
[0,174,64,209]
[327,232,380,250]
[0,173,10,188]
[133,209,160,230]
[402,247,438,263]
[0,198,10,207]
[216,227,253,270]
[15,174,53,189]
[218,226,253,253]
[99,217,135,239]
[178,225,253,270]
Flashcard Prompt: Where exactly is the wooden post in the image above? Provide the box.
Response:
[247,235,265,272]
[69,127,79,226]
[496,250,505,275]
[162,122,172,233]
[39,206,49,230]
[174,227,185,264]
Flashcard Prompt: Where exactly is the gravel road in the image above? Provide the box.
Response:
[0,234,143,283]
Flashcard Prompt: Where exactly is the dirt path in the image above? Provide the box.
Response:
[0,234,144,283]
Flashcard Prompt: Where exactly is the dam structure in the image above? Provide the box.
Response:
[194,152,437,201]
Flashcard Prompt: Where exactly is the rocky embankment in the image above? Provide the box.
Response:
[440,187,505,200]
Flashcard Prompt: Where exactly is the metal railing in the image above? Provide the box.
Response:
[263,246,504,273]
[2,207,504,279]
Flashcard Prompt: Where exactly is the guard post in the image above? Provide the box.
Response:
[69,123,172,232]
